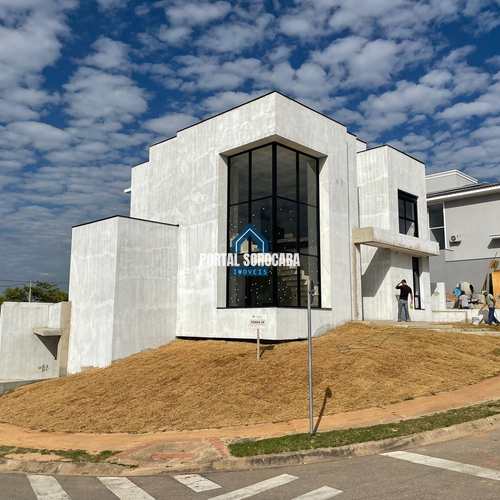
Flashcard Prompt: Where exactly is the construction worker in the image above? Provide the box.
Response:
[453,284,462,308]
[482,290,500,325]
[396,279,413,322]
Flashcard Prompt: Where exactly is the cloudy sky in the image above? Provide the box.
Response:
[1,0,500,290]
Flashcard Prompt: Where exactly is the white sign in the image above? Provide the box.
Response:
[250,315,266,361]
[249,315,265,330]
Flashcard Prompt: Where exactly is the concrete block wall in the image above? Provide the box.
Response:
[0,302,69,380]
[68,216,178,373]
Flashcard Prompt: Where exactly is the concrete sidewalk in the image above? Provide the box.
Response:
[0,374,499,473]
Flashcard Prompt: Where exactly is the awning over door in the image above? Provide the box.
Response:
[353,226,439,257]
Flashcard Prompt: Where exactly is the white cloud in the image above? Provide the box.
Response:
[63,67,148,124]
[359,79,452,136]
[157,25,191,45]
[96,0,127,10]
[143,112,198,136]
[165,1,231,26]
[82,37,130,71]
[197,14,274,53]
[312,36,430,89]
[279,15,314,38]
[262,61,331,101]
[438,76,500,121]
[4,121,71,151]
[203,91,260,113]
[174,56,262,91]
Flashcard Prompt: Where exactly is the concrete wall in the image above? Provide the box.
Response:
[431,308,496,323]
[357,146,432,320]
[130,92,362,340]
[0,302,69,380]
[68,216,178,373]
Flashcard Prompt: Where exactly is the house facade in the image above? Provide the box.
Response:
[64,92,438,373]
[426,170,500,294]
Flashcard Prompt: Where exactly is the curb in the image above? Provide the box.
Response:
[0,459,132,476]
[1,414,499,476]
[212,413,500,472]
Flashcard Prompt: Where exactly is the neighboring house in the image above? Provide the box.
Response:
[426,170,500,294]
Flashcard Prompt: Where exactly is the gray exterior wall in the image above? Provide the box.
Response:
[430,252,494,293]
[442,193,500,261]
[428,191,500,293]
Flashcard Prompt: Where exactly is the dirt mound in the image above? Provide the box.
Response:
[0,323,499,433]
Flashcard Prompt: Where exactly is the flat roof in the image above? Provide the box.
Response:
[425,169,478,184]
[357,144,424,165]
[149,90,368,148]
[427,182,500,200]
[72,215,179,229]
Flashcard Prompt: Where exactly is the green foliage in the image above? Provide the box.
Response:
[229,401,500,457]
[0,282,68,306]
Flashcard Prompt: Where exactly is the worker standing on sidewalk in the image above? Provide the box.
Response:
[396,279,413,322]
[482,290,500,325]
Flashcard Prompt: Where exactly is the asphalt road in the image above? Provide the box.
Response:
[1,428,500,499]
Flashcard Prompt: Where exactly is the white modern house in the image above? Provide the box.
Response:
[0,92,439,379]
[66,92,438,373]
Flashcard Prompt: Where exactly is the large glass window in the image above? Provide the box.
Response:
[398,190,419,237]
[428,203,446,250]
[227,143,320,308]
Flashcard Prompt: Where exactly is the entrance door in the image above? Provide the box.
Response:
[412,257,421,309]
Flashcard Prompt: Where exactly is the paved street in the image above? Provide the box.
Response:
[1,429,500,499]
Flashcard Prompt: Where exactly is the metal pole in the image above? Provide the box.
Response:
[307,278,314,435]
[28,280,32,303]
[257,327,260,361]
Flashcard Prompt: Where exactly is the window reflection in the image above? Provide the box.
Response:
[227,143,320,308]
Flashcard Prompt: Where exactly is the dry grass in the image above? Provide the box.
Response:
[0,323,499,434]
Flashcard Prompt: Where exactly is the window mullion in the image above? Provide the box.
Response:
[272,143,277,307]
[247,151,252,306]
[296,151,300,306]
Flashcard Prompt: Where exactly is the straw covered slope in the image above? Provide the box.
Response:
[0,323,499,433]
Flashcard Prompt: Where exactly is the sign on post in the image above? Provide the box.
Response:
[249,315,266,360]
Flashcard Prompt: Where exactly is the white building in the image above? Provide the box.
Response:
[66,92,438,373]
[0,92,440,380]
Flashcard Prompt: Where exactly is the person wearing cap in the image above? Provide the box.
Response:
[482,290,499,325]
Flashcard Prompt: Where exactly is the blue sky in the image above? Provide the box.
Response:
[1,0,500,290]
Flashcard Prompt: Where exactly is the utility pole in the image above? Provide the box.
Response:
[28,280,32,303]
[307,278,314,435]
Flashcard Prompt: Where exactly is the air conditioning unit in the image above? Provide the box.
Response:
[449,234,462,244]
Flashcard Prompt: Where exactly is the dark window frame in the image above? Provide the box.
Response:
[398,190,419,237]
[226,142,321,309]
[412,257,422,309]
[428,202,446,250]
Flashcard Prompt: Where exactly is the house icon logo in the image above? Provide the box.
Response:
[230,225,269,277]
[231,225,268,254]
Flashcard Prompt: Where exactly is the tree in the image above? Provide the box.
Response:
[0,282,68,305]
